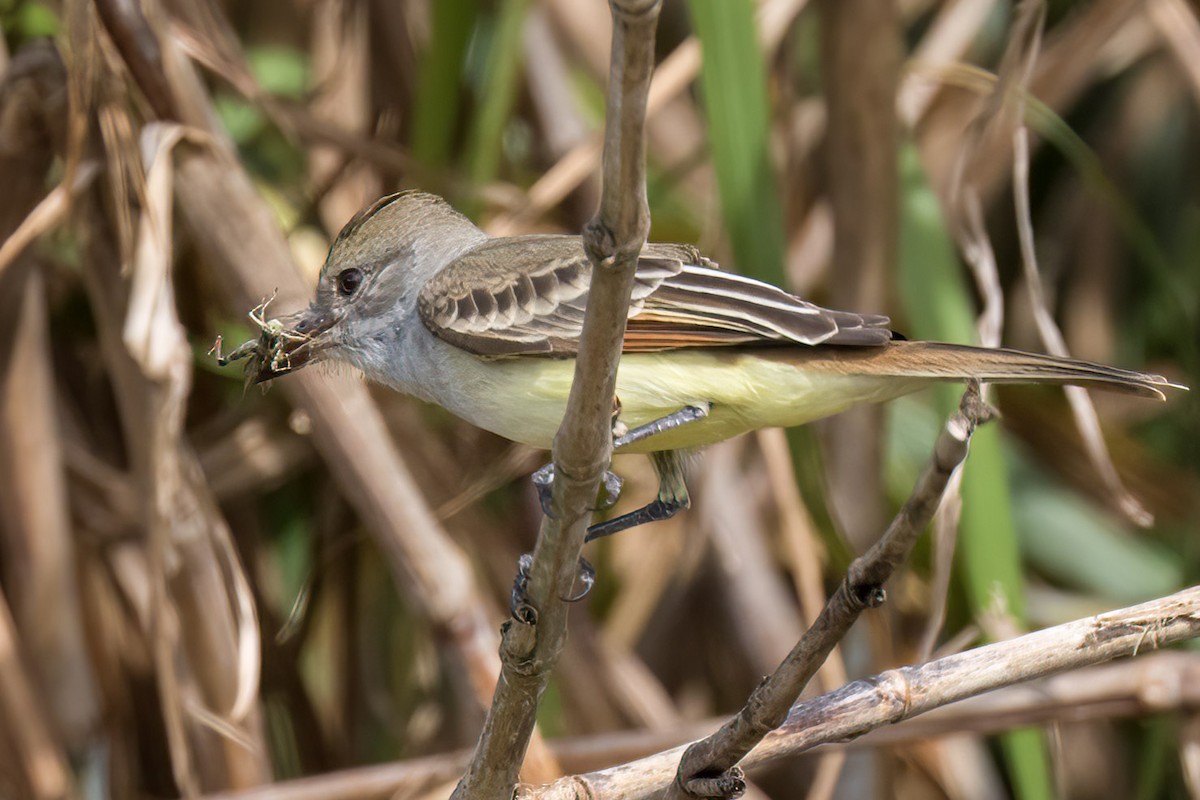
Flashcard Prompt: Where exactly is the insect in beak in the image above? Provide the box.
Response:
[210,296,336,384]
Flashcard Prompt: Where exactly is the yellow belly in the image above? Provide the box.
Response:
[437,350,928,452]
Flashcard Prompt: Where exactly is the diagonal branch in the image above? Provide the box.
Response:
[661,383,994,799]
[450,2,662,798]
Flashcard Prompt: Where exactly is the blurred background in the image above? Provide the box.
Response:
[0,0,1198,798]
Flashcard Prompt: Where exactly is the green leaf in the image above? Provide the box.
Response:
[16,0,58,37]
[214,94,266,145]
[247,45,311,99]
[1135,717,1177,800]
[1012,466,1181,604]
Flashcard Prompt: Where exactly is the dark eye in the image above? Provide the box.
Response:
[337,268,363,297]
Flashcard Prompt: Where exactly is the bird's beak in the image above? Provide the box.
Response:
[252,305,338,384]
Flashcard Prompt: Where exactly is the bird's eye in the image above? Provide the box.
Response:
[337,268,363,297]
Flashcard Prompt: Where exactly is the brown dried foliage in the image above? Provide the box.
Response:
[0,1,1197,799]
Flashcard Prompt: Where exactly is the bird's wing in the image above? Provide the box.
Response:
[417,235,893,357]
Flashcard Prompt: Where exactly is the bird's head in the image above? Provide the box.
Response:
[245,191,485,383]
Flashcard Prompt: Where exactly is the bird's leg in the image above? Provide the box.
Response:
[530,402,707,515]
[586,449,690,542]
[612,403,711,450]
[514,404,707,612]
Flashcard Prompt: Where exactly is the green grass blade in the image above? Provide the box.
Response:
[898,143,1025,617]
[412,0,479,168]
[689,0,846,575]
[687,0,785,283]
[898,142,1052,798]
[464,0,530,201]
[1001,728,1055,800]
[1135,717,1176,800]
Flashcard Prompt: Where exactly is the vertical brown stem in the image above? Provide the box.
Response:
[817,0,902,552]
[450,2,662,798]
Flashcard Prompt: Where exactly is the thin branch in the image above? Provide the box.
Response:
[660,384,993,799]
[0,162,98,277]
[449,2,662,798]
[758,428,848,691]
[1013,127,1152,526]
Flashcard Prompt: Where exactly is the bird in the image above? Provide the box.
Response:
[235,190,1180,541]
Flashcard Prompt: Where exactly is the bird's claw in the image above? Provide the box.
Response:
[509,553,597,617]
[563,557,595,602]
[597,470,623,510]
[532,464,556,517]
[510,553,537,623]
[531,463,623,514]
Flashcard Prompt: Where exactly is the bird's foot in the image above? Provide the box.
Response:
[510,553,597,617]
[598,470,624,510]
[564,557,596,602]
[510,553,537,623]
[532,464,555,516]
[532,463,624,516]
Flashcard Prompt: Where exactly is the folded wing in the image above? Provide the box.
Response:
[417,235,893,357]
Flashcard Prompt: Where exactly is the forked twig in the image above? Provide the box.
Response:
[661,384,994,799]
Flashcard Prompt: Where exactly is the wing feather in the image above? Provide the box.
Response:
[417,235,893,357]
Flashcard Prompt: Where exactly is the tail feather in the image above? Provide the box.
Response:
[791,340,1182,400]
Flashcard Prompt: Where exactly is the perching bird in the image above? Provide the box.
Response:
[238,190,1179,540]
